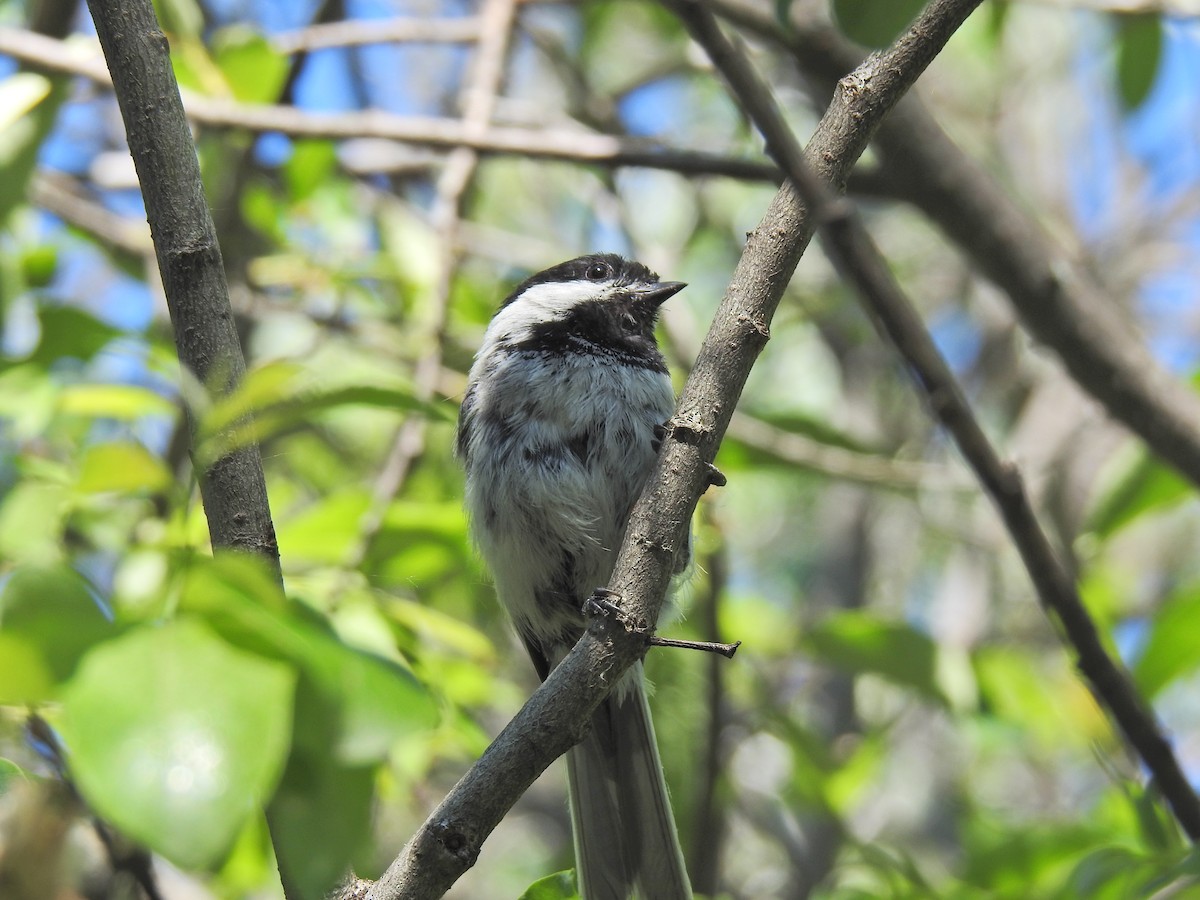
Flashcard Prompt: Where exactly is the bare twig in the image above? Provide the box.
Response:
[30,171,153,256]
[668,0,1200,841]
[0,27,778,183]
[358,0,982,896]
[272,16,482,53]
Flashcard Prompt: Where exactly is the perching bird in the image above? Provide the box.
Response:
[456,253,692,899]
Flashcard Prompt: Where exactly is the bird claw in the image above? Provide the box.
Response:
[651,422,668,454]
[583,588,627,621]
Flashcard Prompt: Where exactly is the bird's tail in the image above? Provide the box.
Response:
[566,662,692,900]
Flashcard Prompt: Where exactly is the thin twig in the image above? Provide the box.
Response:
[272,16,482,53]
[666,0,1200,841]
[0,27,778,183]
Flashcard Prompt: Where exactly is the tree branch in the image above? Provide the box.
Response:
[0,25,778,183]
[272,15,482,53]
[712,0,1200,494]
[669,0,1200,841]
[358,1,984,897]
[84,0,280,567]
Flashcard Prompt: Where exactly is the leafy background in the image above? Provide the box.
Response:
[1,0,1199,897]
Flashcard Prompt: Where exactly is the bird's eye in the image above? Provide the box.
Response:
[585,262,611,281]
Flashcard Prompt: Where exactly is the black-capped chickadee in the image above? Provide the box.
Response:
[457,254,692,899]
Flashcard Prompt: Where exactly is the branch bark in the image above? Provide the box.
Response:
[83,0,293,892]
[669,0,1200,842]
[84,0,280,566]
[359,1,984,897]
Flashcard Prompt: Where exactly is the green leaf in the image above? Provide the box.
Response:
[1065,846,1152,898]
[0,481,69,562]
[0,564,114,685]
[974,647,1104,748]
[76,441,172,494]
[276,489,370,565]
[197,362,452,466]
[20,244,57,287]
[831,0,927,48]
[0,72,63,224]
[1133,588,1200,697]
[267,757,375,899]
[1114,14,1163,111]
[180,555,437,764]
[213,28,289,104]
[59,619,295,869]
[24,306,122,367]
[286,140,338,201]
[0,632,55,703]
[519,870,580,900]
[988,0,1011,38]
[1086,451,1190,539]
[58,384,175,421]
[803,611,944,702]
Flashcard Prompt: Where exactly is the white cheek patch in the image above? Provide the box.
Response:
[489,280,605,339]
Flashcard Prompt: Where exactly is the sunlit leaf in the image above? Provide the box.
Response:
[179,555,438,764]
[20,244,57,287]
[0,481,69,562]
[0,633,55,703]
[286,140,338,200]
[519,870,579,900]
[0,565,113,689]
[0,72,60,223]
[60,619,295,869]
[974,648,1106,748]
[197,362,452,465]
[76,441,172,494]
[58,384,175,421]
[1064,845,1153,898]
[213,28,288,104]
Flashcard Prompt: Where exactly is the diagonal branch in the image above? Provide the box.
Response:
[712,0,1200,494]
[358,1,986,897]
[667,0,1200,841]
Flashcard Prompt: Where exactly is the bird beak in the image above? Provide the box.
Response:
[638,281,686,307]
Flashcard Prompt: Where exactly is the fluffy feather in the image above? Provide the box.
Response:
[458,254,692,899]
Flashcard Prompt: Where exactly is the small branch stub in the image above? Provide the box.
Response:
[586,589,741,658]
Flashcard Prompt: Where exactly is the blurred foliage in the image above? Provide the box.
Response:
[0,0,1196,898]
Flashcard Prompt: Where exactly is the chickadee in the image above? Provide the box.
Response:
[457,254,692,899]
